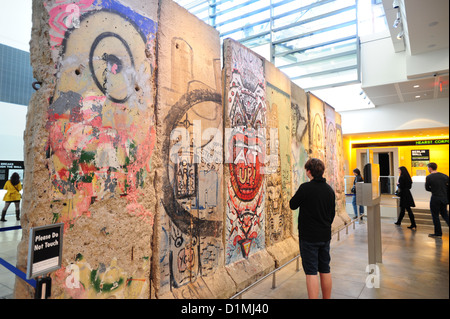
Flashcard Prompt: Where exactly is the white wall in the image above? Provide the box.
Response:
[348,31,449,135]
[0,0,32,51]
[406,48,449,79]
[0,1,31,162]
[361,34,449,86]
[340,97,449,134]
[0,102,27,161]
[361,35,408,87]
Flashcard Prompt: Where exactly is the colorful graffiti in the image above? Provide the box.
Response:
[266,80,292,245]
[45,1,157,229]
[305,94,349,227]
[41,0,157,299]
[21,2,352,299]
[308,94,325,162]
[290,84,309,235]
[334,112,349,223]
[54,254,149,298]
[325,103,337,190]
[224,40,266,264]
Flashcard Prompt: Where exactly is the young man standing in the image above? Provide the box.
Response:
[425,162,449,238]
[289,158,336,299]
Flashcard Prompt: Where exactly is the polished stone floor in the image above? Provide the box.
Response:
[1,205,448,299]
[239,218,449,299]
[0,211,22,299]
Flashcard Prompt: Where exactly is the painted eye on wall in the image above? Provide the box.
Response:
[174,235,184,248]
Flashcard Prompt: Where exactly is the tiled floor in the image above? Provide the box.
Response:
[1,202,448,299]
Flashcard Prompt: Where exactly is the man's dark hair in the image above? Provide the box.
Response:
[305,158,325,178]
[427,162,438,171]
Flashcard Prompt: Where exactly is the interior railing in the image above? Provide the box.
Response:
[230,217,359,299]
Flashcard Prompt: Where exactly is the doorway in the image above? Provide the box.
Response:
[356,148,398,195]
[378,153,391,194]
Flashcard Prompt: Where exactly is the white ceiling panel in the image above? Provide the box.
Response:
[363,0,449,107]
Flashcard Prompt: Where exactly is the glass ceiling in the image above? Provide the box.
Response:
[174,0,388,109]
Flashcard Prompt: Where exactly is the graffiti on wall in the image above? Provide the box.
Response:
[334,112,348,219]
[44,1,157,228]
[325,103,337,190]
[266,82,291,245]
[308,94,326,164]
[158,32,223,295]
[290,84,309,235]
[21,0,355,301]
[54,253,150,299]
[42,0,157,298]
[224,40,266,264]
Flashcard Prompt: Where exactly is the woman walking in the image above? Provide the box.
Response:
[394,166,417,229]
[1,172,22,221]
[351,168,364,221]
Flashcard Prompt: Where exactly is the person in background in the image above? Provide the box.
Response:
[1,172,22,222]
[351,168,364,221]
[425,162,449,238]
[394,166,417,229]
[290,158,335,299]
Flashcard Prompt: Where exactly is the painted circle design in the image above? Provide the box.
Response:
[89,32,135,103]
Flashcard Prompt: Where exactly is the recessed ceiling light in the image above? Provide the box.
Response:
[415,95,421,98]
[413,85,420,88]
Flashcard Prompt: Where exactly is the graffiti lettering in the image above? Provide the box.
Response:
[65,4,80,28]
[225,40,266,264]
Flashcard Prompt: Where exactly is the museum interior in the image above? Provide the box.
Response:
[0,0,448,301]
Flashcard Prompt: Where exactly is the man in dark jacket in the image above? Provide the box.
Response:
[290,158,335,299]
[425,162,449,238]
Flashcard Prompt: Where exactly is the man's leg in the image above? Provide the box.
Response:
[320,272,332,299]
[318,241,332,299]
[300,240,321,299]
[430,197,442,236]
[305,275,320,299]
[438,198,449,227]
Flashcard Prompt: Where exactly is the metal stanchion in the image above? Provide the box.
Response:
[272,272,276,289]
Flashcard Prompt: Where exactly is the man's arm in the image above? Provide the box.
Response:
[289,184,304,210]
[330,191,336,223]
[425,175,432,192]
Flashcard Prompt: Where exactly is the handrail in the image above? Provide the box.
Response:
[229,254,301,299]
[230,217,359,299]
